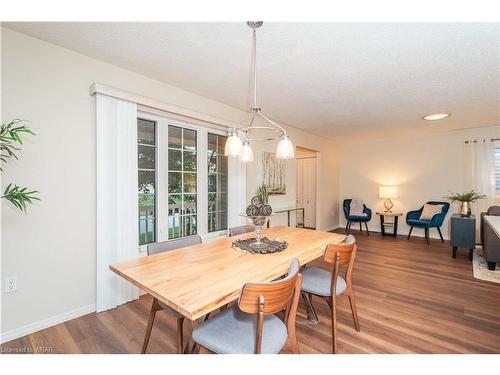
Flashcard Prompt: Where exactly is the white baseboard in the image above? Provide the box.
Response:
[0,303,96,344]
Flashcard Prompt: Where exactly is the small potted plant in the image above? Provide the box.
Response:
[444,190,486,217]
[257,184,268,204]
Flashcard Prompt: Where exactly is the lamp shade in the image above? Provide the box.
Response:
[379,186,398,199]
[224,130,243,157]
[276,136,295,159]
[240,141,254,162]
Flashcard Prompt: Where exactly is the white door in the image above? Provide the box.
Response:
[301,158,316,228]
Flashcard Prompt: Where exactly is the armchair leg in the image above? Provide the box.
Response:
[347,221,352,234]
[407,226,413,240]
[345,221,350,233]
[359,222,362,233]
[425,228,430,244]
[364,222,369,236]
[437,227,444,243]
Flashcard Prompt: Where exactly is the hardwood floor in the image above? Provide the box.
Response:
[2,229,499,354]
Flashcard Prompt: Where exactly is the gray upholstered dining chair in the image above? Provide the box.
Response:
[228,224,255,237]
[192,258,303,354]
[300,234,360,353]
[142,235,202,354]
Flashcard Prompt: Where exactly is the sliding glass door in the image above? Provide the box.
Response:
[137,114,228,249]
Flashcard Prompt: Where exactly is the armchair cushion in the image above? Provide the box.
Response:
[420,204,444,220]
[343,199,372,222]
[407,218,432,227]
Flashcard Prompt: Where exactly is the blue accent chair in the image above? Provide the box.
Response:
[406,201,450,244]
[343,199,372,235]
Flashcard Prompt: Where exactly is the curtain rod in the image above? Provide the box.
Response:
[464,138,500,144]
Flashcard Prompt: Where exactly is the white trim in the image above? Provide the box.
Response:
[90,82,246,131]
[0,304,96,344]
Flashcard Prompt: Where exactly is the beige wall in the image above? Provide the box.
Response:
[339,125,500,239]
[1,28,340,338]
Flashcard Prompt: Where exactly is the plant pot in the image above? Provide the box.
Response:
[459,201,471,217]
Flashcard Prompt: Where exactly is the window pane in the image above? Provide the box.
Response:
[183,128,197,151]
[138,118,156,245]
[168,125,182,149]
[207,150,217,173]
[207,133,228,233]
[168,149,182,171]
[208,133,217,153]
[139,170,155,195]
[184,194,197,214]
[184,173,197,193]
[138,145,155,170]
[168,125,198,239]
[168,172,182,193]
[217,136,225,155]
[183,151,196,172]
[208,173,217,193]
[138,119,155,145]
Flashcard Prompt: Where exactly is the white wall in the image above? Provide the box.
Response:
[339,125,500,239]
[0,28,340,339]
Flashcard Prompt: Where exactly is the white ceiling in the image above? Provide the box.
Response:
[5,22,500,140]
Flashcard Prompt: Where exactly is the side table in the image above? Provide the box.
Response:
[376,212,403,237]
[450,214,476,261]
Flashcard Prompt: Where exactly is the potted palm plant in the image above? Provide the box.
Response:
[1,119,40,212]
[444,190,486,217]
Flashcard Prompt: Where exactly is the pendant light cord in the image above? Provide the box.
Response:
[252,29,258,110]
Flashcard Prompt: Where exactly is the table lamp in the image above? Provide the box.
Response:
[379,186,398,213]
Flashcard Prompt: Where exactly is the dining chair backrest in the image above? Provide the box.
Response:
[238,258,301,314]
[323,235,357,286]
[238,258,302,354]
[228,224,255,237]
[147,235,202,256]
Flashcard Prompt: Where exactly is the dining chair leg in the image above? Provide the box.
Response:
[347,292,361,332]
[437,227,444,243]
[142,298,160,354]
[330,296,337,354]
[176,317,184,354]
[301,292,319,324]
[407,226,413,240]
[364,222,369,236]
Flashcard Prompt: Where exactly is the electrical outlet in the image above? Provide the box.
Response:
[5,276,16,293]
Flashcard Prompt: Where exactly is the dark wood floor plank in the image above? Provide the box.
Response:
[1,228,499,354]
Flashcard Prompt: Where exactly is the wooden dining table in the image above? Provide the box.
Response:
[110,226,345,351]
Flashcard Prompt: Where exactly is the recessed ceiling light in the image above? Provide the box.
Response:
[423,113,450,121]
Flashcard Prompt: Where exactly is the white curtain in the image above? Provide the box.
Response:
[96,94,139,312]
[464,139,497,219]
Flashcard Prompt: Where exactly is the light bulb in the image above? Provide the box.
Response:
[240,141,254,162]
[276,135,295,159]
[224,129,243,157]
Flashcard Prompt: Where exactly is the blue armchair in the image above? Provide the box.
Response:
[343,199,372,235]
[406,201,450,244]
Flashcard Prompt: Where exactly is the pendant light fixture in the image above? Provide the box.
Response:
[224,21,295,161]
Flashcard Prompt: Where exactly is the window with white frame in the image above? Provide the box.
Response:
[137,114,229,246]
[207,133,228,232]
[138,118,157,245]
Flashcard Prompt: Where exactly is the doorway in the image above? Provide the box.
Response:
[296,146,317,229]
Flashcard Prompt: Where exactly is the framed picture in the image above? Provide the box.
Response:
[262,152,286,195]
